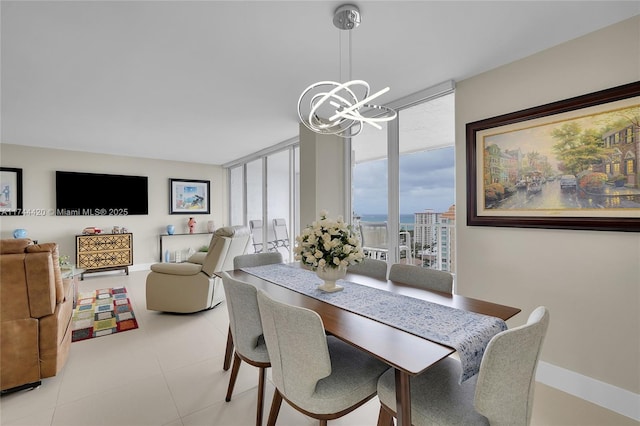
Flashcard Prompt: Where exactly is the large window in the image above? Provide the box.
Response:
[226,143,299,261]
[352,84,455,273]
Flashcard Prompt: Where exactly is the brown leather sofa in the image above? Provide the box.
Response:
[0,238,74,393]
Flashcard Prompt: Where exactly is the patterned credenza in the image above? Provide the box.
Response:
[76,233,132,279]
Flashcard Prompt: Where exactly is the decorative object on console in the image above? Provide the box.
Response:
[82,227,102,235]
[297,4,396,138]
[169,178,210,214]
[294,210,364,292]
[207,220,215,233]
[12,228,27,239]
[166,224,175,235]
[188,217,196,234]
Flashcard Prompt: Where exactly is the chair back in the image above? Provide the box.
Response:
[272,218,290,248]
[474,306,550,426]
[359,222,388,250]
[220,272,268,361]
[256,290,332,403]
[201,226,251,276]
[249,220,265,252]
[234,252,283,269]
[348,258,388,280]
[388,263,453,294]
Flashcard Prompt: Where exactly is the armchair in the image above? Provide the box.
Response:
[0,239,73,393]
[145,226,251,313]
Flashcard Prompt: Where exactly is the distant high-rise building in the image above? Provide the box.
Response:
[413,205,455,272]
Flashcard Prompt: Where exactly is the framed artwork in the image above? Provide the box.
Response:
[169,178,210,214]
[466,81,640,232]
[0,167,23,216]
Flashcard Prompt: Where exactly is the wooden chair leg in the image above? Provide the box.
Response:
[377,405,395,426]
[266,388,283,426]
[319,420,328,426]
[223,326,234,371]
[225,354,242,402]
[256,367,266,426]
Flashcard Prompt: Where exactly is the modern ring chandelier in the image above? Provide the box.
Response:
[297,4,397,138]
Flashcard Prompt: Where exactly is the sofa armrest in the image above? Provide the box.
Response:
[150,262,203,276]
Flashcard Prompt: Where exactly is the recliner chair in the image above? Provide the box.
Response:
[146,226,251,313]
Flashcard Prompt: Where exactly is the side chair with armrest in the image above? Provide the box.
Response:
[256,289,389,426]
[145,226,251,313]
[376,306,550,426]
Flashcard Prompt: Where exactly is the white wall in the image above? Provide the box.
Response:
[0,143,228,267]
[456,15,639,418]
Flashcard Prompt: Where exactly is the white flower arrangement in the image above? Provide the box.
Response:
[294,210,365,270]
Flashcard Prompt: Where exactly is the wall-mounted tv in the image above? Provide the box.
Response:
[56,171,148,216]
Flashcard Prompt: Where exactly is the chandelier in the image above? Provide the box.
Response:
[297,4,397,138]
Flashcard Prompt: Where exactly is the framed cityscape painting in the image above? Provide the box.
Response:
[466,81,640,232]
[0,167,23,216]
[169,178,210,214]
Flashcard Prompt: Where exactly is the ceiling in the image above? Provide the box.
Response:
[2,1,638,166]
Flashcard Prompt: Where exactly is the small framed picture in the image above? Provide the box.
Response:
[0,167,23,215]
[169,178,210,214]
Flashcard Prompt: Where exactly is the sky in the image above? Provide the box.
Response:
[352,146,455,215]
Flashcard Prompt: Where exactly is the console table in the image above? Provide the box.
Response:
[159,232,212,262]
[76,233,132,279]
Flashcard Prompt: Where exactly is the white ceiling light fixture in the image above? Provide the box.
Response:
[297,4,397,138]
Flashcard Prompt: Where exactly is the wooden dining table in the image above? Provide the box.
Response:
[222,264,520,426]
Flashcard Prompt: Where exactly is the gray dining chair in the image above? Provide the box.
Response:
[222,252,284,371]
[234,252,284,269]
[256,289,389,426]
[220,272,271,426]
[347,258,388,280]
[388,263,453,294]
[376,306,550,426]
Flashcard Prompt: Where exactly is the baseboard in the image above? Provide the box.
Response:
[536,361,640,421]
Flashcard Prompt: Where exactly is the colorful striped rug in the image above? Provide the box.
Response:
[71,286,138,342]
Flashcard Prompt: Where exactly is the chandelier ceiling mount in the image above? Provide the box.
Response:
[297,4,396,138]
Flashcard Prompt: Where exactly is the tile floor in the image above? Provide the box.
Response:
[1,270,637,426]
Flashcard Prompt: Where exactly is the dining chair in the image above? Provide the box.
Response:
[388,263,453,294]
[256,289,389,426]
[222,252,284,371]
[376,306,550,426]
[347,258,388,280]
[220,272,271,426]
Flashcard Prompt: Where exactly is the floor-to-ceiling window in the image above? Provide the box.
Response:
[226,142,299,260]
[351,82,455,272]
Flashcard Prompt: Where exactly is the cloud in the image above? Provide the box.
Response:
[353,147,455,215]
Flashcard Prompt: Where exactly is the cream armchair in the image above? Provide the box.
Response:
[146,226,251,313]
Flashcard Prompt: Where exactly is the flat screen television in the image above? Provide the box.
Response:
[56,171,148,216]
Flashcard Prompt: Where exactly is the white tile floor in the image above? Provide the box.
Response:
[1,270,636,426]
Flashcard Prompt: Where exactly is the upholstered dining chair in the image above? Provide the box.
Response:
[220,272,270,426]
[376,306,550,426]
[388,263,453,294]
[256,289,389,426]
[221,252,284,371]
[347,258,388,280]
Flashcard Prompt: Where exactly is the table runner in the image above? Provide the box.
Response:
[241,263,507,382]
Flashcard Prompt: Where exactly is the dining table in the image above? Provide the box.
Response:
[222,263,520,426]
